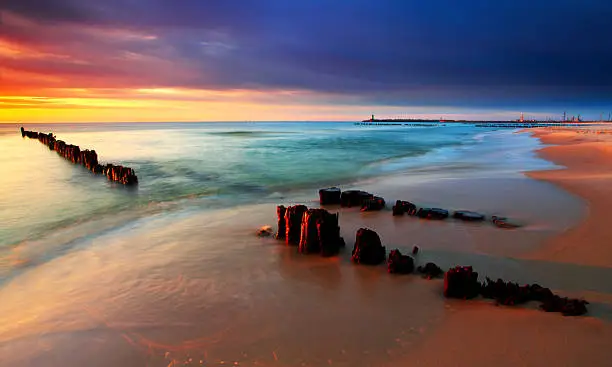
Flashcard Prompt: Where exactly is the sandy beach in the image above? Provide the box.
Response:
[2,126,612,366]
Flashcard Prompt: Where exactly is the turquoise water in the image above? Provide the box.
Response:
[1,122,557,251]
[0,122,476,245]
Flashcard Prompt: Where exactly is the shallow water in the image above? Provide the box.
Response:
[1,122,593,366]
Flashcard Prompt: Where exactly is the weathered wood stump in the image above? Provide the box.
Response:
[351,228,386,265]
[284,205,308,245]
[319,187,342,205]
[299,208,345,256]
[361,196,386,211]
[275,205,287,239]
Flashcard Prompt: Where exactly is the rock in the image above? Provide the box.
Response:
[361,196,386,211]
[275,205,287,239]
[540,296,588,316]
[387,249,414,274]
[340,190,373,208]
[284,205,308,245]
[319,187,342,205]
[417,262,443,279]
[416,208,449,220]
[257,225,273,237]
[491,215,521,229]
[412,245,419,255]
[444,266,481,299]
[394,200,417,215]
[453,210,485,221]
[351,228,386,265]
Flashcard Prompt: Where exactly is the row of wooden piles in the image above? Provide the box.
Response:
[268,187,588,316]
[319,187,520,228]
[20,127,138,185]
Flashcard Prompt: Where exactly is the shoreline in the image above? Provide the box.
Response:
[523,126,612,268]
[3,126,612,366]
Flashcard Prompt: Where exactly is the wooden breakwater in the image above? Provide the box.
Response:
[20,127,138,185]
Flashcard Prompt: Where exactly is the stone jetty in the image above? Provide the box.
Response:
[20,127,138,185]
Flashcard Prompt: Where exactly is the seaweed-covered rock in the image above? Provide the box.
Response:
[275,205,287,239]
[351,228,386,265]
[453,210,485,221]
[319,187,342,205]
[387,249,414,274]
[480,278,534,306]
[361,196,386,212]
[540,296,588,316]
[340,190,374,208]
[417,262,443,279]
[284,205,308,245]
[417,208,449,220]
[444,266,480,299]
[299,208,344,256]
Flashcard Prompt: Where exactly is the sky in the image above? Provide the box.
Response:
[1,0,611,122]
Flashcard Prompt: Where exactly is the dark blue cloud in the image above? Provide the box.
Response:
[2,0,611,113]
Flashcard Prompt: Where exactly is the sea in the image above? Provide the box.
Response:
[0,122,576,366]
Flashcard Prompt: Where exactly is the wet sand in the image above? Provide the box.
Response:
[525,126,612,267]
[2,129,612,366]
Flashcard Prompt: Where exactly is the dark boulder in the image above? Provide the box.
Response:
[351,228,386,265]
[417,263,443,279]
[491,215,521,229]
[275,205,287,240]
[453,210,485,221]
[444,266,481,299]
[319,187,342,205]
[340,190,373,208]
[387,249,414,274]
[417,208,449,220]
[284,205,308,245]
[361,196,386,212]
[394,200,417,216]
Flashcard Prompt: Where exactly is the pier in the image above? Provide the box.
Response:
[20,127,138,185]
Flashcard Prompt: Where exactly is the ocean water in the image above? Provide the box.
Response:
[1,122,579,366]
[1,121,545,250]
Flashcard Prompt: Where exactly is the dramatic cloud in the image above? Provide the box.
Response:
[1,0,611,121]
